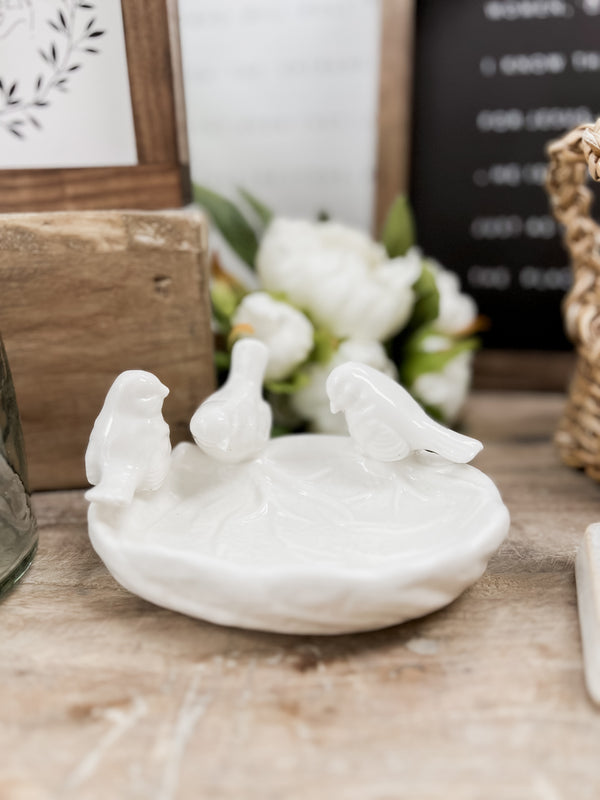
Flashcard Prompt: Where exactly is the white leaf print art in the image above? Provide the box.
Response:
[0,0,137,168]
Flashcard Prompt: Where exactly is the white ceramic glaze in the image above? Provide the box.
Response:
[327,361,482,463]
[576,524,600,706]
[85,371,171,507]
[190,338,272,463]
[86,343,510,634]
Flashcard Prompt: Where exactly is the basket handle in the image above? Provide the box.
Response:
[546,119,600,349]
[547,119,600,478]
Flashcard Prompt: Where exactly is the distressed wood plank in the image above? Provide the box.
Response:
[0,209,214,490]
[2,392,600,799]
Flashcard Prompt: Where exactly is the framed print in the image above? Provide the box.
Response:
[0,0,190,211]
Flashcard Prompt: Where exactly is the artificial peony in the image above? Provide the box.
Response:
[256,218,421,342]
[429,261,478,336]
[195,186,480,431]
[408,335,474,423]
[231,292,314,382]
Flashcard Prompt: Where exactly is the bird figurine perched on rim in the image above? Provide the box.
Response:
[85,371,171,506]
[327,361,482,464]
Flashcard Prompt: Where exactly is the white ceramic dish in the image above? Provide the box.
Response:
[86,341,510,634]
[88,435,509,634]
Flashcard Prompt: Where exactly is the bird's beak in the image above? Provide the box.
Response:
[329,399,340,415]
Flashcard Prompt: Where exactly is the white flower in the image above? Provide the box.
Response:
[256,218,421,341]
[290,340,398,434]
[410,335,473,423]
[231,292,313,382]
[429,262,478,335]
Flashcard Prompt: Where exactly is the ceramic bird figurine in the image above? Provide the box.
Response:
[327,362,482,463]
[85,371,171,506]
[190,338,272,463]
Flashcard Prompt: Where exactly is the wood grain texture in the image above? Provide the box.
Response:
[0,165,186,214]
[473,349,575,392]
[2,392,600,799]
[375,0,414,234]
[0,209,214,491]
[121,0,179,165]
[0,0,190,213]
[165,0,191,172]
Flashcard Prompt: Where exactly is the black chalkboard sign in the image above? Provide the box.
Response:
[411,0,600,349]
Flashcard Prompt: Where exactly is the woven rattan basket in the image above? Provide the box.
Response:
[547,118,600,481]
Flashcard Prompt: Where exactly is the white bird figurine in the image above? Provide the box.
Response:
[85,371,171,506]
[326,362,482,464]
[190,338,272,463]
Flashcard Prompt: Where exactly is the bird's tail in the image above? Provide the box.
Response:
[425,423,482,464]
[85,475,136,507]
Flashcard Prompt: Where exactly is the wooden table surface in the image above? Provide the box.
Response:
[2,392,600,800]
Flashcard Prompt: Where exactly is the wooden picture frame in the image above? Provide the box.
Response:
[375,0,415,235]
[0,0,190,213]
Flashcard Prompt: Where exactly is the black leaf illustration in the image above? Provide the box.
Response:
[2,0,107,140]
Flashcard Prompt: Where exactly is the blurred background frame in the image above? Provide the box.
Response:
[0,0,190,212]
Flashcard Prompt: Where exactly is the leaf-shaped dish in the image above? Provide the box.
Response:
[88,435,509,635]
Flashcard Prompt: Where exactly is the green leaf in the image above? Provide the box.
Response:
[238,187,273,227]
[193,184,259,268]
[265,370,311,395]
[400,336,479,387]
[271,423,295,437]
[409,261,440,329]
[210,280,242,322]
[214,350,231,371]
[310,327,339,365]
[381,195,416,258]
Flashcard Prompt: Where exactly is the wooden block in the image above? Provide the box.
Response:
[0,209,214,491]
[576,524,600,706]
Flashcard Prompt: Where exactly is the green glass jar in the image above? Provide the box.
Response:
[0,335,37,596]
